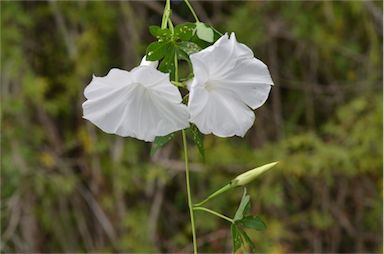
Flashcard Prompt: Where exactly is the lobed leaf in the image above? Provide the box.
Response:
[237,216,267,231]
[238,227,257,252]
[149,25,171,40]
[177,41,201,55]
[146,41,171,61]
[231,224,242,252]
[175,23,196,41]
[158,46,176,80]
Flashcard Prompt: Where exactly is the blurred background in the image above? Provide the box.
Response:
[1,1,383,253]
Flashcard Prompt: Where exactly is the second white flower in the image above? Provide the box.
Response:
[188,33,274,137]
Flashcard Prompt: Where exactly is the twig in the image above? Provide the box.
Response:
[363,0,383,35]
[2,193,22,242]
[78,187,118,245]
[148,180,166,248]
[48,0,77,59]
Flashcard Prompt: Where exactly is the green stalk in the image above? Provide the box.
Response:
[171,81,186,88]
[161,0,171,29]
[182,129,198,254]
[164,1,198,252]
[168,19,174,33]
[193,206,234,223]
[183,0,200,23]
[176,50,197,253]
[193,183,234,207]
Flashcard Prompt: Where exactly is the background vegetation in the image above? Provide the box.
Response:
[1,1,382,253]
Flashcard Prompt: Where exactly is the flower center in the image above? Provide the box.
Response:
[204,80,218,91]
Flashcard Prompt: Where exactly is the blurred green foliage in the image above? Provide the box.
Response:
[1,1,382,253]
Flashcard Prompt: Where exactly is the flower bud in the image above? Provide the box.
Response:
[233,161,278,187]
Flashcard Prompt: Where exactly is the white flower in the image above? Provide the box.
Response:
[188,33,274,137]
[82,66,189,142]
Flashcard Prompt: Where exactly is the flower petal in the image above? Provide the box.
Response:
[190,33,254,81]
[189,88,255,137]
[131,66,182,103]
[83,67,189,141]
[84,68,132,99]
[218,58,273,109]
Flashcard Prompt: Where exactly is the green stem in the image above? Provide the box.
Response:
[182,130,198,254]
[168,19,174,33]
[176,43,197,253]
[161,0,171,29]
[193,207,234,223]
[193,183,234,207]
[167,3,197,251]
[171,81,186,88]
[183,0,200,23]
[174,51,179,83]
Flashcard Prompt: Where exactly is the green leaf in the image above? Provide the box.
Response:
[238,227,256,252]
[149,25,171,40]
[146,41,170,61]
[158,46,175,79]
[190,35,211,49]
[189,124,205,160]
[175,23,196,41]
[237,216,267,231]
[177,41,201,55]
[150,132,176,156]
[231,224,242,252]
[176,47,190,62]
[195,22,214,43]
[234,188,250,221]
[210,25,223,40]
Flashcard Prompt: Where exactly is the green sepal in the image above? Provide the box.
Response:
[234,188,251,221]
[150,132,177,156]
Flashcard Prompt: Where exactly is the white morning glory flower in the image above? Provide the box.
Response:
[188,33,274,137]
[82,65,189,142]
